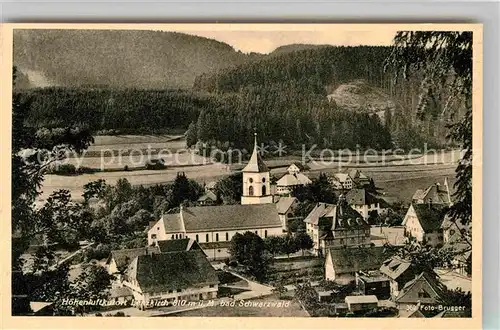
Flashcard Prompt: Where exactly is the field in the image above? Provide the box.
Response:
[38,135,459,203]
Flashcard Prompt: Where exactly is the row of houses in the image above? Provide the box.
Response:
[105,238,219,309]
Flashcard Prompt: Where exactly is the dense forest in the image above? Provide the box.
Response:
[14,42,465,151]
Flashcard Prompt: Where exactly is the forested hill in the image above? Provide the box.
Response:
[13,30,262,89]
[193,46,392,93]
[270,44,332,56]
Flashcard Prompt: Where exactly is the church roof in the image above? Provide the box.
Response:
[242,134,269,173]
[161,204,282,233]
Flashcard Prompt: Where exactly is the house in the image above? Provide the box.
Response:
[394,271,450,314]
[329,173,353,190]
[241,133,273,205]
[411,180,452,205]
[304,195,371,256]
[286,162,310,175]
[324,246,387,285]
[197,190,218,206]
[349,169,371,188]
[109,287,134,305]
[317,290,335,303]
[379,256,422,298]
[155,237,203,253]
[275,163,312,195]
[402,203,448,247]
[122,250,219,310]
[275,196,300,231]
[440,214,469,244]
[440,241,472,277]
[147,204,283,260]
[105,246,160,278]
[346,188,389,220]
[205,181,217,192]
[356,270,391,300]
[345,295,378,313]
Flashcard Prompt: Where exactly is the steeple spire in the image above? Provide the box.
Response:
[242,131,269,173]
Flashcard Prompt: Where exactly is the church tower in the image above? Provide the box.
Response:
[241,133,273,205]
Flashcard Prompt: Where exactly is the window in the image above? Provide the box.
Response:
[255,231,258,235]
[340,239,344,245]
[262,186,267,195]
[177,289,182,293]
[216,233,219,242]
[418,290,431,298]
[151,234,157,239]
[262,178,266,183]
[157,227,160,230]
[249,186,254,196]
[249,178,253,183]
[288,213,293,218]
[225,232,229,241]
[171,235,174,239]
[196,234,199,242]
[168,290,173,294]
[206,234,209,242]
[209,284,215,288]
[264,230,268,238]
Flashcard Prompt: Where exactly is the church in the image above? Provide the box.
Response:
[147,133,285,260]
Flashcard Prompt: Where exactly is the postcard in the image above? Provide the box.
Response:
[1,23,482,329]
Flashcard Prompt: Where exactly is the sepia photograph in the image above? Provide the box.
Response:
[6,24,481,322]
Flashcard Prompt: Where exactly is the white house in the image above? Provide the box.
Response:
[241,133,273,205]
[122,250,219,310]
[329,173,353,190]
[275,163,312,195]
[345,295,378,313]
[346,188,389,220]
[402,203,447,247]
[147,204,283,260]
[348,169,371,188]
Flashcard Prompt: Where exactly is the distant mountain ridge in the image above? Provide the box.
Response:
[13,30,263,89]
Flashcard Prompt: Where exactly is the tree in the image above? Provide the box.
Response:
[291,173,336,204]
[214,172,243,204]
[280,234,300,258]
[295,232,314,256]
[263,236,285,256]
[386,32,473,273]
[69,264,114,315]
[228,232,270,281]
[185,121,198,147]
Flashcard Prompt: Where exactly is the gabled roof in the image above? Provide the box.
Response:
[275,196,297,214]
[304,198,368,231]
[395,271,449,305]
[130,250,219,293]
[411,182,452,204]
[242,134,269,173]
[346,188,380,206]
[276,173,312,186]
[411,204,449,232]
[107,246,160,272]
[379,256,414,280]
[197,190,217,202]
[333,173,351,182]
[327,246,388,274]
[162,204,282,233]
[156,238,202,253]
[349,169,370,181]
[205,181,217,190]
[288,162,310,172]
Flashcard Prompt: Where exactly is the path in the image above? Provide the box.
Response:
[51,242,95,270]
[225,269,274,300]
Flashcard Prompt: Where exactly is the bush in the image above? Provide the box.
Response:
[77,166,98,174]
[47,163,77,175]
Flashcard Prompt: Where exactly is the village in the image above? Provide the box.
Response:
[22,133,471,318]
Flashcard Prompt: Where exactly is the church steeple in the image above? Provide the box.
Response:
[241,131,272,205]
[242,132,269,173]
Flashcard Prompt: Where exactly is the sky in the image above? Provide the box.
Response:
[157,26,398,54]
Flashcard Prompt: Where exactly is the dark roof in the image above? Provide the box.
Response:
[346,188,380,206]
[358,271,390,283]
[163,204,282,233]
[411,204,449,232]
[304,197,369,231]
[156,238,201,253]
[395,271,449,304]
[132,250,219,293]
[108,246,160,272]
[327,246,388,274]
[242,135,269,173]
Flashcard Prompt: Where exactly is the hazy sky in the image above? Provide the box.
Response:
[158,26,398,53]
